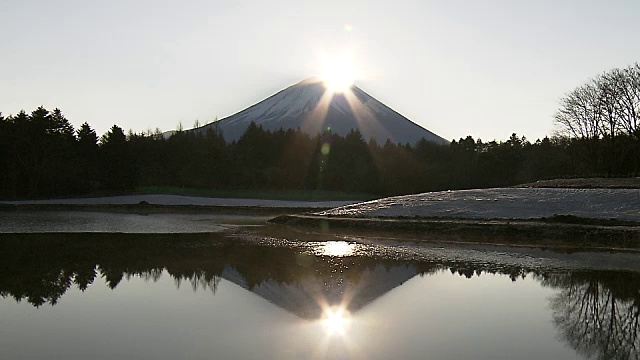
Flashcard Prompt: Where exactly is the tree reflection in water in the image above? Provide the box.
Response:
[1,232,639,359]
[542,272,640,360]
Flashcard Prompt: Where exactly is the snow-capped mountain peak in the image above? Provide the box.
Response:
[197,78,449,145]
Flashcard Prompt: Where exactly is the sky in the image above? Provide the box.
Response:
[2,0,639,142]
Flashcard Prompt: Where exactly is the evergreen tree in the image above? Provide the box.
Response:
[76,122,100,192]
[100,125,135,191]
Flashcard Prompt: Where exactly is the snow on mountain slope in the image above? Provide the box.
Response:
[197,78,449,145]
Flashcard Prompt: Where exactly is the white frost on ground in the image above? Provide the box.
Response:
[316,188,640,221]
[4,189,639,221]
[1,194,357,208]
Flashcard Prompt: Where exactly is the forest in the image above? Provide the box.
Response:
[1,64,638,200]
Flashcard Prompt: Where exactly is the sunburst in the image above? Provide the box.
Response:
[320,55,355,93]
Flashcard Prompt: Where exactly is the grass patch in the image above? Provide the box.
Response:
[135,186,376,202]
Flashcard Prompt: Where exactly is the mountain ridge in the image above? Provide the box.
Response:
[194,78,449,145]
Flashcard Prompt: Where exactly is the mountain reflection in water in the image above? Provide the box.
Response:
[1,233,639,360]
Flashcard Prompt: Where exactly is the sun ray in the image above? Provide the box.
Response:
[342,88,394,143]
[300,52,393,183]
[301,82,335,135]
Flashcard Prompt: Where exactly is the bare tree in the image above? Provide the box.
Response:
[556,64,640,140]
[555,82,603,139]
[607,65,640,138]
[597,73,623,138]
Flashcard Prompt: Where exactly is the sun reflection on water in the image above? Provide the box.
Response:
[320,241,356,257]
[322,306,351,335]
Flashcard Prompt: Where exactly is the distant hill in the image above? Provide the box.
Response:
[193,78,449,145]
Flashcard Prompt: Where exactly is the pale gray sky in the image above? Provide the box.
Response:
[2,0,639,141]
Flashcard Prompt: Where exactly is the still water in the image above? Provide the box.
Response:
[1,220,639,359]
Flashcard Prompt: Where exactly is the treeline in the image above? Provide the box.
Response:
[554,63,640,176]
[2,106,639,200]
[556,63,639,140]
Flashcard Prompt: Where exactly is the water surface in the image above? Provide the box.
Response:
[1,231,638,360]
[0,211,265,233]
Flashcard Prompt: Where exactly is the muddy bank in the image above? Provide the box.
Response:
[0,203,330,216]
[269,214,640,250]
[0,193,356,208]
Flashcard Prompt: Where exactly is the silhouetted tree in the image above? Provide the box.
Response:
[555,64,640,175]
[100,125,135,191]
[76,122,100,191]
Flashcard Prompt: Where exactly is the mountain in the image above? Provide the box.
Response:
[221,263,418,319]
[196,78,449,145]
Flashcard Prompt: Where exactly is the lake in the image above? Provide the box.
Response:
[1,212,639,360]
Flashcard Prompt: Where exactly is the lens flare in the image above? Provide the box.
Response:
[321,143,331,155]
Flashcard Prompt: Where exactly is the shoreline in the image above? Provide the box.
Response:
[3,203,640,251]
[4,188,640,252]
[269,214,640,251]
[0,203,332,216]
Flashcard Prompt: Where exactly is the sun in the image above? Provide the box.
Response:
[320,55,355,93]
